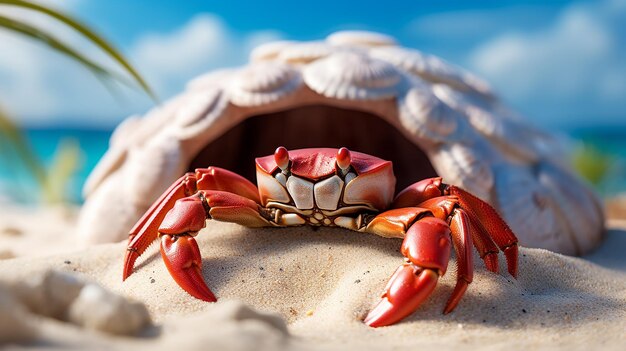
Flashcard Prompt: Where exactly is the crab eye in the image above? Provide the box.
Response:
[336,147,351,170]
[274,146,290,171]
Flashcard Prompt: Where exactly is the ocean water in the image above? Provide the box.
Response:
[0,128,111,204]
[0,127,625,204]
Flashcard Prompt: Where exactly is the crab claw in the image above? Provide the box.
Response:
[364,264,438,327]
[160,234,216,302]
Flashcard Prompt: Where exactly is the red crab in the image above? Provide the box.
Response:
[123,147,518,327]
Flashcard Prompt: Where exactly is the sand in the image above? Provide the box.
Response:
[0,205,625,350]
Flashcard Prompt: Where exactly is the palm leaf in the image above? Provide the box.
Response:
[0,0,157,100]
[0,15,134,88]
[0,1,158,204]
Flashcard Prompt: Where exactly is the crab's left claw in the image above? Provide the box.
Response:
[365,217,451,327]
[364,265,439,327]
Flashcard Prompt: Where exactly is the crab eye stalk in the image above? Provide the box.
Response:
[274,146,290,172]
[337,147,351,172]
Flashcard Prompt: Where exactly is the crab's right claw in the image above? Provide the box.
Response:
[123,173,198,281]
[160,234,216,302]
[157,195,216,302]
[364,264,438,327]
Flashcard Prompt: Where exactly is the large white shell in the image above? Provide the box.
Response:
[327,31,397,47]
[78,30,604,255]
[228,62,302,107]
[303,52,402,100]
[371,46,492,96]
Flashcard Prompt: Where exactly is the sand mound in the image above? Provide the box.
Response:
[0,209,624,350]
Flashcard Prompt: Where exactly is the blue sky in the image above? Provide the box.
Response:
[0,0,624,130]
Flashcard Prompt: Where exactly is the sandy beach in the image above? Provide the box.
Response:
[0,205,624,350]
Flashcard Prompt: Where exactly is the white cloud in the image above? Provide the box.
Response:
[0,8,283,128]
[131,15,283,98]
[467,0,626,127]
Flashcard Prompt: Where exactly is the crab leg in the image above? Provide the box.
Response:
[194,167,261,204]
[393,178,518,277]
[443,208,473,314]
[364,215,451,327]
[447,186,518,277]
[124,167,262,280]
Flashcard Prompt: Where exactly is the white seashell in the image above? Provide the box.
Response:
[398,84,459,143]
[228,62,302,107]
[433,143,494,201]
[171,88,228,140]
[303,52,402,100]
[249,40,296,62]
[371,47,492,96]
[493,165,572,253]
[327,30,397,47]
[276,41,337,64]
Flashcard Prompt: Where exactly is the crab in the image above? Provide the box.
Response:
[123,146,518,327]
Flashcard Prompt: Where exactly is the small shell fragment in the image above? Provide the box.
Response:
[277,41,336,64]
[398,84,459,143]
[229,62,302,106]
[303,52,402,100]
[327,30,397,47]
[249,40,296,62]
[171,88,229,141]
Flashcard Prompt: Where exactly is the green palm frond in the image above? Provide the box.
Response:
[0,0,156,203]
[0,0,157,100]
[0,15,134,87]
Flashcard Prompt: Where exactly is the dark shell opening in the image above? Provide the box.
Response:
[187,104,437,192]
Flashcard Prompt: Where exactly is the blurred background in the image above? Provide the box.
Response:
[0,0,624,206]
